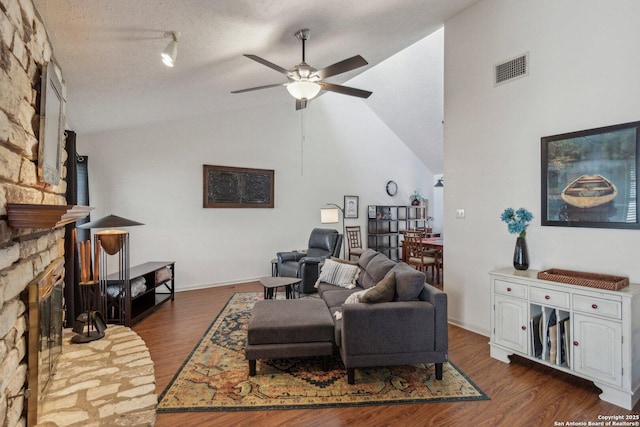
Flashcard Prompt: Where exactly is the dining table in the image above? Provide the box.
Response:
[421,237,443,250]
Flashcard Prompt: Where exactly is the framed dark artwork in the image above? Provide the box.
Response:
[344,195,359,218]
[541,121,640,229]
[203,165,274,208]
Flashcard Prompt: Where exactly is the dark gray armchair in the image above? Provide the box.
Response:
[277,228,343,294]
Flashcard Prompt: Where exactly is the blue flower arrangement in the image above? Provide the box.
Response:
[500,207,533,237]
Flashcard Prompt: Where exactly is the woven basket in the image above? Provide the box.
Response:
[537,268,629,291]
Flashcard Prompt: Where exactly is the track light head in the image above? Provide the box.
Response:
[161,31,179,67]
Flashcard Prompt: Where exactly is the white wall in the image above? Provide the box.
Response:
[79,92,432,289]
[444,0,640,335]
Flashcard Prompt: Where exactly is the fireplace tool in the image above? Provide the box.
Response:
[71,236,107,343]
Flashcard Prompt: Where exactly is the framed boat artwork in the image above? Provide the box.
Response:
[541,121,640,229]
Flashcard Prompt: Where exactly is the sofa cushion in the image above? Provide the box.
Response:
[361,272,396,304]
[391,262,426,301]
[331,256,359,266]
[322,288,360,309]
[357,252,395,289]
[315,258,359,289]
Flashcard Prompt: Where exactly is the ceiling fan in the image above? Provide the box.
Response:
[231,29,372,110]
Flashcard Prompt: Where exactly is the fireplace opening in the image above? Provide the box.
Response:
[23,257,65,426]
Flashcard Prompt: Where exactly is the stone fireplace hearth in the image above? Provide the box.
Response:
[37,326,157,426]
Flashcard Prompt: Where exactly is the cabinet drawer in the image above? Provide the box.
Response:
[530,286,569,308]
[494,280,527,299]
[573,294,622,320]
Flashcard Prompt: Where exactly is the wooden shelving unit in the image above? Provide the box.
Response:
[104,261,175,326]
[367,205,427,261]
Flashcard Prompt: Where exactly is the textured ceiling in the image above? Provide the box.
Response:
[33,0,478,171]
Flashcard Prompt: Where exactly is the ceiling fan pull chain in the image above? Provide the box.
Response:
[300,109,305,176]
[302,37,306,63]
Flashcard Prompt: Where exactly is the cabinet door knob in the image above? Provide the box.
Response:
[592,304,598,309]
[521,325,527,331]
[573,341,579,346]
[507,287,512,292]
[545,295,551,300]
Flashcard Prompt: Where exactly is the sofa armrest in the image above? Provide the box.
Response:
[277,251,306,263]
[419,284,448,352]
[341,301,438,355]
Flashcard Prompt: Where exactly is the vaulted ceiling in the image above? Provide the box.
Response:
[33,0,479,173]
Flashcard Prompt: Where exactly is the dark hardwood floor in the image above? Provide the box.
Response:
[133,281,639,426]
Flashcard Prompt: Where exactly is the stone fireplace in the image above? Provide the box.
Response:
[1,0,68,425]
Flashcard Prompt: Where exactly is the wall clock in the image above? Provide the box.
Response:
[386,180,398,196]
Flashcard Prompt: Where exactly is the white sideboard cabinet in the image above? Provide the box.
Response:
[489,268,640,410]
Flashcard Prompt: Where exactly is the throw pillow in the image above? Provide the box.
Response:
[361,272,396,303]
[344,289,369,304]
[315,258,359,289]
[392,263,425,301]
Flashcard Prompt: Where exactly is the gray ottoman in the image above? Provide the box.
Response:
[246,298,335,375]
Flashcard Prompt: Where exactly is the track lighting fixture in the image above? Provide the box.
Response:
[161,31,179,67]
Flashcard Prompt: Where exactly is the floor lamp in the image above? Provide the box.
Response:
[79,214,144,326]
[320,204,345,258]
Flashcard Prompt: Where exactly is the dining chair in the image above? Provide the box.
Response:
[345,225,365,261]
[402,230,440,283]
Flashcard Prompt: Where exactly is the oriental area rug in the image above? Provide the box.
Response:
[158,292,488,412]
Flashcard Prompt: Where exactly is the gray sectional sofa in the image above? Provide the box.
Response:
[316,249,448,384]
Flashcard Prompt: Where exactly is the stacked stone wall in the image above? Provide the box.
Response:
[0,0,67,425]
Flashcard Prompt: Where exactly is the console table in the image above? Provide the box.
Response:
[105,261,175,326]
[489,268,640,410]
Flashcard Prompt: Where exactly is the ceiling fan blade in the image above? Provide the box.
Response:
[313,55,368,80]
[231,83,287,94]
[244,54,290,75]
[319,82,372,99]
[295,98,308,110]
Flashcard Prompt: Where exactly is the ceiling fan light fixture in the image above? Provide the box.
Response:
[161,31,179,67]
[286,81,321,100]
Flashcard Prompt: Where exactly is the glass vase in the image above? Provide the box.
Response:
[513,236,529,271]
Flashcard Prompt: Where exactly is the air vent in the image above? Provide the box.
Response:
[495,53,528,86]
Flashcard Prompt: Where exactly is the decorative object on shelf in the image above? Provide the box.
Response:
[409,191,424,206]
[71,234,106,343]
[386,180,397,196]
[512,236,529,271]
[434,177,444,187]
[537,268,629,291]
[501,207,533,270]
[541,120,640,230]
[425,216,435,233]
[344,195,359,218]
[79,214,144,326]
[203,164,274,208]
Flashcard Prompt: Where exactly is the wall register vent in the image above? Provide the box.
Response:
[495,53,529,86]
